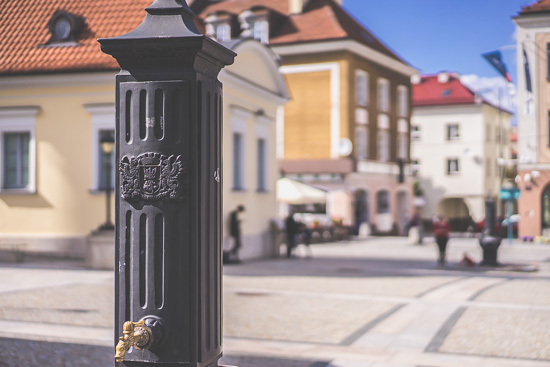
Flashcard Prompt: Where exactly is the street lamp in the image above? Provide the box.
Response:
[98,132,114,231]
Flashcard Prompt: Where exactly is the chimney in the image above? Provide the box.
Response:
[437,72,449,83]
[289,0,309,14]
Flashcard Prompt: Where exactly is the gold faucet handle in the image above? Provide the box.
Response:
[126,320,154,349]
[115,319,154,362]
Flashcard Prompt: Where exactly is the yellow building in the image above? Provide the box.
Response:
[0,1,288,261]
[194,0,418,234]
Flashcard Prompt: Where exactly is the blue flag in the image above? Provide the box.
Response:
[482,50,512,82]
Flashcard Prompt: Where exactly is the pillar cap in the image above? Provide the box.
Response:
[98,0,235,76]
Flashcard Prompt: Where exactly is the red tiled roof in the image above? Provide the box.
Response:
[412,74,477,107]
[519,0,550,15]
[0,0,406,76]
[199,0,290,16]
[0,0,152,75]
[198,0,404,62]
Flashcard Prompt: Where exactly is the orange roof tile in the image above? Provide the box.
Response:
[0,0,407,75]
[0,0,152,75]
[519,0,550,15]
[197,0,404,62]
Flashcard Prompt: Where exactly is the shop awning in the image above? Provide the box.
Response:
[276,178,327,205]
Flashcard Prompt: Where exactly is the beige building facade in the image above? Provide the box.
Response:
[194,0,418,235]
[0,4,288,260]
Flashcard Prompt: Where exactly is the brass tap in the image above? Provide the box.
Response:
[115,319,154,362]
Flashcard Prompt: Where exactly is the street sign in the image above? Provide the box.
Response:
[500,187,520,200]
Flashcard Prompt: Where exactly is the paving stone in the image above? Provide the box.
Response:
[473,279,550,305]
[224,291,400,344]
[438,308,550,360]
[224,275,461,299]
[0,282,113,328]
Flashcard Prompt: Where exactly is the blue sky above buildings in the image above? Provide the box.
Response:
[343,0,532,115]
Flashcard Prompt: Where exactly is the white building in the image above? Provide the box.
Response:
[411,73,512,226]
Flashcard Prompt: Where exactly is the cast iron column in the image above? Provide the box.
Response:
[99,1,235,366]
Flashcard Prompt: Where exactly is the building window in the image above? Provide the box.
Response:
[216,23,231,42]
[355,126,368,160]
[446,123,459,140]
[252,19,269,44]
[397,85,408,117]
[98,130,115,190]
[377,129,390,162]
[377,78,390,112]
[86,104,115,191]
[233,132,244,190]
[547,43,550,80]
[257,138,267,191]
[397,133,408,160]
[411,125,420,141]
[3,132,30,189]
[447,158,460,175]
[376,190,390,214]
[355,70,369,107]
[411,159,419,176]
[0,106,38,193]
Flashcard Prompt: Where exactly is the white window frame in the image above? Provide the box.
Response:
[252,19,269,44]
[377,114,390,162]
[411,159,419,176]
[397,85,408,117]
[256,116,270,192]
[0,106,39,194]
[447,123,460,141]
[447,158,460,175]
[397,133,408,160]
[232,109,248,191]
[355,126,368,160]
[377,129,390,162]
[377,78,390,112]
[411,125,420,141]
[86,104,115,191]
[216,23,231,42]
[355,69,369,107]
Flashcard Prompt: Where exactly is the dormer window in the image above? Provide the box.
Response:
[239,9,269,44]
[205,12,234,42]
[216,23,231,42]
[252,19,269,43]
[47,10,84,45]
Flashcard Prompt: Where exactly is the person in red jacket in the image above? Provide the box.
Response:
[432,215,450,266]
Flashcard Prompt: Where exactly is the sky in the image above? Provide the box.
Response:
[342,0,535,114]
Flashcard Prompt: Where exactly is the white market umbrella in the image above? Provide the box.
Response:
[276,178,327,205]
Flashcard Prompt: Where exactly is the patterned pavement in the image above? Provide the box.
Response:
[0,236,549,367]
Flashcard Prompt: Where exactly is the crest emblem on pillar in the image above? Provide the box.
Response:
[120,152,185,201]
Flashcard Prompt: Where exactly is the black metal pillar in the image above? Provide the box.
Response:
[485,196,496,236]
[99,1,235,366]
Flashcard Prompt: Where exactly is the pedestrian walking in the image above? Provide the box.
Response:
[432,215,450,266]
[228,205,245,262]
[285,211,299,258]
